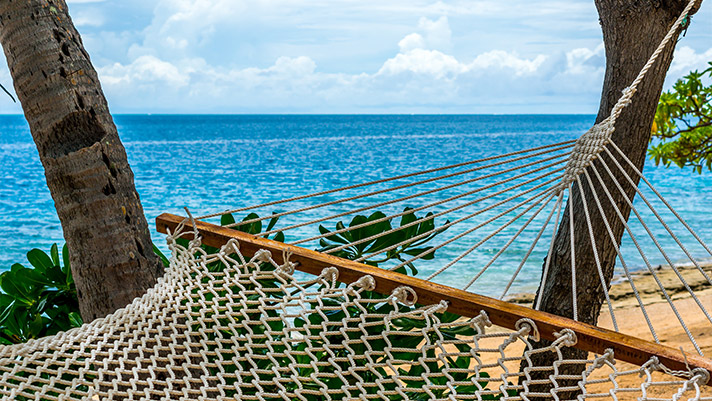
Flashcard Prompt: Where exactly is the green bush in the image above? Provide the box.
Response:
[0,244,81,344]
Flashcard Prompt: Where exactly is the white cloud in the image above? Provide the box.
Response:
[72,9,105,27]
[96,36,611,114]
[417,16,452,50]
[396,16,452,53]
[469,50,548,76]
[100,55,191,88]
[379,49,464,78]
[669,46,712,76]
[565,44,604,75]
[398,33,426,53]
[4,0,707,114]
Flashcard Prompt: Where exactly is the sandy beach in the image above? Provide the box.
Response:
[501,260,712,397]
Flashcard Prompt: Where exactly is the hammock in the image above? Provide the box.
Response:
[1,1,711,400]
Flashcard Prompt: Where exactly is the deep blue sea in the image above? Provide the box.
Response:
[1,115,710,295]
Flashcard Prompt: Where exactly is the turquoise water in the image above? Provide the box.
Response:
[1,115,710,295]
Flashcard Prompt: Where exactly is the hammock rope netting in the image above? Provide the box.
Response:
[1,0,711,399]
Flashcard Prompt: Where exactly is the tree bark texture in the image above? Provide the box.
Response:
[525,0,699,395]
[0,0,163,321]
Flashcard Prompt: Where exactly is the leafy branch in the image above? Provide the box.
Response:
[316,207,449,275]
[649,62,712,173]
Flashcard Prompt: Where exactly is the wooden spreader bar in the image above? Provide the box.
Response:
[156,213,712,385]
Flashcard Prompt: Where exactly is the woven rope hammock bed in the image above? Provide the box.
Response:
[1,1,711,400]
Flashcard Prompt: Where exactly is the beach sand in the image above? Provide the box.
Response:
[499,261,712,398]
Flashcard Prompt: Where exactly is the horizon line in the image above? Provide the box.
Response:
[0,113,598,117]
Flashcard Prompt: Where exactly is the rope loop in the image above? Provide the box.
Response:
[225,238,241,252]
[433,300,450,314]
[470,310,492,334]
[180,207,203,250]
[645,356,663,375]
[690,368,710,387]
[515,318,540,342]
[391,286,418,306]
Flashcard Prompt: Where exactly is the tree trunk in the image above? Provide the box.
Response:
[0,0,163,321]
[524,0,699,396]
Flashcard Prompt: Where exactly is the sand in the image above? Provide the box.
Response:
[500,261,712,397]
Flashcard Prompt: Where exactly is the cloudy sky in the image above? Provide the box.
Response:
[0,0,710,114]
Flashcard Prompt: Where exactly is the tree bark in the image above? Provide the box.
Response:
[0,0,163,321]
[524,0,699,396]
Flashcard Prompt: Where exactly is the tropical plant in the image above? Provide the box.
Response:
[0,244,81,344]
[0,243,171,346]
[649,62,712,173]
[316,208,449,275]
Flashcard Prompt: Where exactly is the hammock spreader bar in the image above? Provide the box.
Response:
[156,212,712,385]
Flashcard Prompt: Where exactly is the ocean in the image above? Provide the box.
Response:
[1,114,710,295]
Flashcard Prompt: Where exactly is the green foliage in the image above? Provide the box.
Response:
[317,208,449,275]
[0,244,81,344]
[649,62,712,173]
[0,242,171,345]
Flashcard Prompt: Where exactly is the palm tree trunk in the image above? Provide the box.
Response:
[0,0,163,321]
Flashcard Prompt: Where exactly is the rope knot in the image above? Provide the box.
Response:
[391,286,418,306]
[644,356,663,377]
[553,328,577,347]
[254,249,272,263]
[320,267,339,285]
[470,310,492,334]
[277,262,296,276]
[591,349,616,370]
[515,318,540,342]
[354,275,376,291]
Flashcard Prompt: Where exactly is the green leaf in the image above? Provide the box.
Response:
[272,232,285,243]
[62,244,71,272]
[152,244,170,267]
[29,314,43,338]
[45,265,67,286]
[236,213,262,234]
[318,225,348,244]
[265,214,280,232]
[68,312,83,328]
[27,249,53,273]
[3,310,25,339]
[17,269,52,287]
[0,301,16,324]
[403,247,435,260]
[50,244,60,266]
[1,275,33,305]
[221,213,236,227]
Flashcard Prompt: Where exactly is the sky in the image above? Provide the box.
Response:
[0,0,710,114]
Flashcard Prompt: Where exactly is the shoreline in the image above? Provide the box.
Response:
[505,259,712,308]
